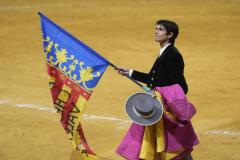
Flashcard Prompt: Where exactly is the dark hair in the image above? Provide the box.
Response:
[156,20,179,44]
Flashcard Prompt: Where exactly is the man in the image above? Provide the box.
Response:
[118,20,188,94]
[117,20,196,160]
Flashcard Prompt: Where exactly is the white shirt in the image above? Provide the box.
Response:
[129,43,171,77]
[159,43,171,56]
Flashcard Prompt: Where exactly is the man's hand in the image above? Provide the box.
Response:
[116,67,130,76]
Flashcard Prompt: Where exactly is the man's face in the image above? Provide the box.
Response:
[155,24,169,43]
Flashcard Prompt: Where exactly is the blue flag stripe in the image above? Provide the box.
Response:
[38,12,110,64]
[39,12,110,91]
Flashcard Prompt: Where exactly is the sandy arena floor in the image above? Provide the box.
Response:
[0,0,240,160]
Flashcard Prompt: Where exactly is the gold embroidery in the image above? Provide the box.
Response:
[43,36,100,91]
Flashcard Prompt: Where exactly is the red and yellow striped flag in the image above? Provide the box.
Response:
[39,12,110,159]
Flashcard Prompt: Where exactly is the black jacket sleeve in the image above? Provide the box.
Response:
[165,53,183,83]
[131,70,149,84]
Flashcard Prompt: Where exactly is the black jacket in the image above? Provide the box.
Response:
[131,44,188,94]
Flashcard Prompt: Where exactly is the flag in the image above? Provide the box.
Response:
[39,12,110,159]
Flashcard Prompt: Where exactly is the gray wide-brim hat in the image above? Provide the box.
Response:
[125,92,163,126]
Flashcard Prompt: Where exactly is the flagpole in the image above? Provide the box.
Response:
[108,62,152,92]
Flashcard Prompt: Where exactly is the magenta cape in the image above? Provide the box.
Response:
[116,84,199,160]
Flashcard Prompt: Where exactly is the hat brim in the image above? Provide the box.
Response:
[125,92,163,126]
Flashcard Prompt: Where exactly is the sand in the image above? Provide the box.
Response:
[0,0,240,159]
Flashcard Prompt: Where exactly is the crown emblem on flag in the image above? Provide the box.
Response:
[43,36,101,91]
